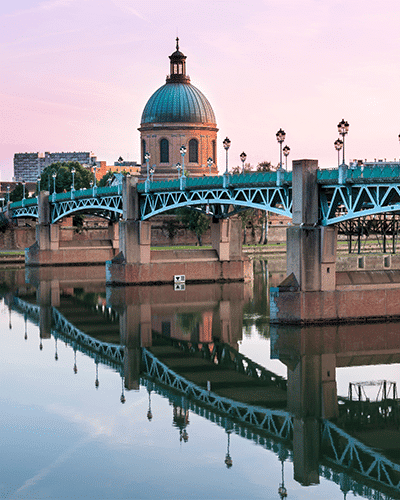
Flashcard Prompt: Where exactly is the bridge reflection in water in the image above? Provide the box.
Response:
[8,266,400,500]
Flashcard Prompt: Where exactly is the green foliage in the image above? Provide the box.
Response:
[39,162,92,194]
[230,162,253,174]
[98,170,114,187]
[0,212,10,233]
[162,218,179,240]
[256,161,276,172]
[10,183,25,202]
[176,208,210,246]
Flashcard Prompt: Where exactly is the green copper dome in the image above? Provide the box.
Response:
[141,82,216,125]
[141,39,216,126]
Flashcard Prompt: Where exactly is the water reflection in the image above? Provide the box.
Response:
[2,263,400,499]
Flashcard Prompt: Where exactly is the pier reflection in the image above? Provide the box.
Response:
[6,265,400,499]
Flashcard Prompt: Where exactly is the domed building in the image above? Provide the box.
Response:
[139,39,218,179]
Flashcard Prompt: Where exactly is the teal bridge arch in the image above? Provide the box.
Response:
[12,295,400,499]
[6,164,400,225]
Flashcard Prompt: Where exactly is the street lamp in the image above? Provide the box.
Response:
[283,145,290,171]
[93,165,97,187]
[6,185,10,204]
[223,137,231,174]
[337,119,349,165]
[22,181,26,200]
[71,167,76,190]
[52,171,57,200]
[276,128,286,171]
[334,139,343,167]
[180,145,187,176]
[150,167,155,182]
[37,176,41,195]
[240,152,247,174]
[144,152,150,182]
[176,162,182,178]
[207,157,213,175]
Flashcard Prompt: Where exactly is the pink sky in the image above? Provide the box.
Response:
[1,0,400,180]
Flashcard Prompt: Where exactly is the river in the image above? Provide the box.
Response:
[1,260,400,500]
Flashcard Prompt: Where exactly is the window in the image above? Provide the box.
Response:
[160,139,169,163]
[189,139,198,163]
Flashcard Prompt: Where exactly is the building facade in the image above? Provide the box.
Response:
[138,39,219,180]
[14,151,98,182]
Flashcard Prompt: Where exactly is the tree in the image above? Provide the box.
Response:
[231,160,276,244]
[9,183,25,202]
[256,160,277,172]
[230,162,253,175]
[176,208,210,246]
[39,162,92,194]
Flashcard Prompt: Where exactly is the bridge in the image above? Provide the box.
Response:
[10,294,400,500]
[8,163,400,224]
[6,159,400,323]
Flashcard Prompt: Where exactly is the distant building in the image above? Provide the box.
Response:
[14,151,97,182]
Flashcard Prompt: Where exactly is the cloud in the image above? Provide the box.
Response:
[109,0,147,20]
[3,0,77,18]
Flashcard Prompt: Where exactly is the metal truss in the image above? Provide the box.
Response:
[142,347,293,441]
[140,185,292,220]
[51,195,123,223]
[11,297,400,498]
[154,333,287,390]
[11,204,39,219]
[52,308,124,368]
[320,183,400,226]
[141,375,293,458]
[321,419,400,493]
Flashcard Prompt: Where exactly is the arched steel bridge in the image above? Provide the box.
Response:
[11,295,400,500]
[6,165,400,225]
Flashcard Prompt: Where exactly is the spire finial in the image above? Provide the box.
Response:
[176,37,179,51]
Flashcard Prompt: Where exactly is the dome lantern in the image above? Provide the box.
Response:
[167,37,190,84]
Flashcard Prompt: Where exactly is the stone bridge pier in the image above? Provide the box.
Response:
[106,176,252,285]
[25,191,118,266]
[270,159,339,324]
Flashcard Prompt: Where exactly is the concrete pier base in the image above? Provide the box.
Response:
[106,248,253,285]
[25,191,118,266]
[106,179,252,285]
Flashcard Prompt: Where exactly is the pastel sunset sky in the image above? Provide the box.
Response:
[1,0,399,180]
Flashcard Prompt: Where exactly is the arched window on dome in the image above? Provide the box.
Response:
[189,139,198,163]
[142,139,146,164]
[160,138,169,163]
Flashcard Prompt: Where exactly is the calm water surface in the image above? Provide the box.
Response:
[1,262,400,499]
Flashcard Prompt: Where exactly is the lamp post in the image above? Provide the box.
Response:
[150,167,155,182]
[240,152,247,174]
[6,185,10,204]
[52,171,57,201]
[180,145,187,176]
[334,139,343,167]
[337,119,349,165]
[176,162,182,178]
[22,181,26,200]
[93,165,97,187]
[71,167,76,190]
[37,176,41,195]
[276,128,286,171]
[223,137,231,174]
[282,145,290,171]
[207,157,213,175]
[144,152,150,182]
